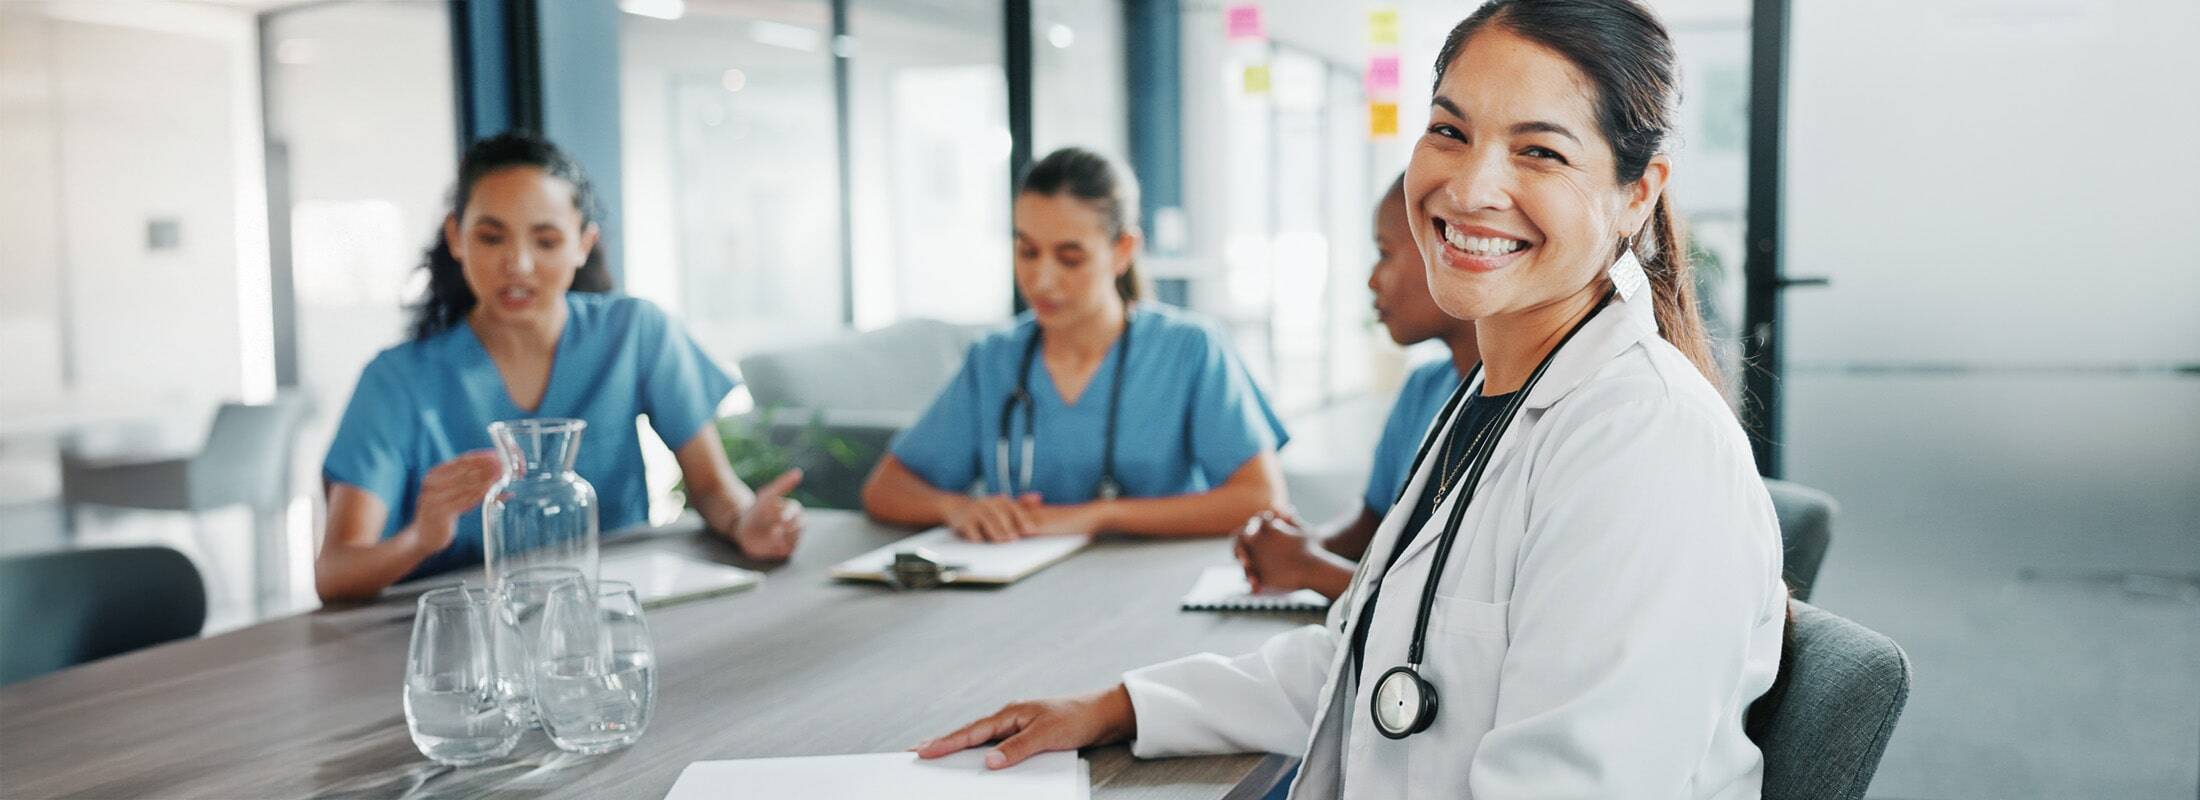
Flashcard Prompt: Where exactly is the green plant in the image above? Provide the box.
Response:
[707,406,878,509]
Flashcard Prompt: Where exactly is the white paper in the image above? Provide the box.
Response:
[663,750,1087,800]
[1181,565,1330,612]
[600,550,762,608]
[830,527,1092,585]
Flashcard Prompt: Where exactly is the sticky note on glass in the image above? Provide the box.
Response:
[1243,64,1272,95]
[1366,54,1400,95]
[1369,101,1399,137]
[1368,7,1400,47]
[1226,4,1264,41]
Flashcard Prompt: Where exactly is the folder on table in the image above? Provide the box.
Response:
[599,550,761,608]
[664,750,1088,800]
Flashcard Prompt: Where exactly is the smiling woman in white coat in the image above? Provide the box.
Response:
[914,0,1788,796]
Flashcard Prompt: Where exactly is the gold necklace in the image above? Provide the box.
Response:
[1430,403,1499,507]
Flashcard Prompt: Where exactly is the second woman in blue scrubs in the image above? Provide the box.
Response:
[862,148,1289,541]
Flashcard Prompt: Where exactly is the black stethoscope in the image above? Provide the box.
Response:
[1358,290,1613,740]
[995,311,1134,501]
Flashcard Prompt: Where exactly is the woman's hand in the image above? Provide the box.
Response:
[1234,510,1318,593]
[1026,499,1109,537]
[944,494,1040,542]
[914,684,1137,769]
[731,469,805,560]
[407,450,504,554]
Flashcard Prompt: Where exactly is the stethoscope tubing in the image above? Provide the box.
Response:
[994,310,1134,499]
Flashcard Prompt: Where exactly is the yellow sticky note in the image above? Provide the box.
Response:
[1243,64,1272,95]
[1369,101,1399,137]
[1368,8,1400,47]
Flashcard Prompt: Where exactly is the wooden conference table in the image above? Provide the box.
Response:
[0,511,1313,799]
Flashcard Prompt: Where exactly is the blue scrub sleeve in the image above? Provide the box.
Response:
[1186,333,1290,483]
[637,301,739,450]
[888,344,987,493]
[322,357,415,524]
[1362,393,1424,514]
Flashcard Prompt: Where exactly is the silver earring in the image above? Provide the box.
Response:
[1607,236,1648,302]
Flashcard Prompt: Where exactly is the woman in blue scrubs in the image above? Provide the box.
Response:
[315,133,805,601]
[862,148,1289,541]
[1234,173,1478,599]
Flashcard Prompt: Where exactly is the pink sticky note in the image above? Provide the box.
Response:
[1226,4,1264,41]
[1366,55,1400,95]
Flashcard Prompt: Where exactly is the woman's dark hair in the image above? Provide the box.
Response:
[1435,0,1721,391]
[408,131,613,340]
[1018,147,1145,303]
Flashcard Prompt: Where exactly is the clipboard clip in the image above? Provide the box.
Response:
[882,548,963,591]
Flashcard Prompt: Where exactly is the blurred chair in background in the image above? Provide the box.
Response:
[1766,478,1836,602]
[0,546,206,685]
[60,391,311,616]
[1749,600,1913,800]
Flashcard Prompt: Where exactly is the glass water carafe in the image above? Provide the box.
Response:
[483,418,600,592]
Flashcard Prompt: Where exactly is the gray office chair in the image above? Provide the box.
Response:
[0,546,206,685]
[1765,479,1836,602]
[61,391,311,615]
[1748,600,1912,800]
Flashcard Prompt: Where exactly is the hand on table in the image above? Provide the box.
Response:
[914,684,1137,769]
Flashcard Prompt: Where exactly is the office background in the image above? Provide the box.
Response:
[0,0,2193,797]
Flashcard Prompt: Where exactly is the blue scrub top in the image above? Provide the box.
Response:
[1361,357,1467,515]
[890,304,1289,504]
[323,293,736,580]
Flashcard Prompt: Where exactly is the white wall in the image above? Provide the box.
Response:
[0,11,69,405]
[1033,0,1129,167]
[263,0,458,486]
[621,4,846,355]
[1785,0,2200,366]
[0,3,263,415]
[846,0,1013,330]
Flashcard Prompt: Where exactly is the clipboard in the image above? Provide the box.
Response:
[831,528,1092,586]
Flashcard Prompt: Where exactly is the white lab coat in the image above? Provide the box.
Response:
[1123,289,1787,799]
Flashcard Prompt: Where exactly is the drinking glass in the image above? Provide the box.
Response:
[404,586,522,766]
[533,580,657,754]
[489,565,589,725]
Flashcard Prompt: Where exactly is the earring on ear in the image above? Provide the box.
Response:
[1607,235,1648,302]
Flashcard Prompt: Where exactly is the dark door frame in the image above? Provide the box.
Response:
[1742,0,1801,477]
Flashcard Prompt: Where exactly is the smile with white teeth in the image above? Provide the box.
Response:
[1440,222,1528,257]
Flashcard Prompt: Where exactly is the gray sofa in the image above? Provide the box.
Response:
[727,319,984,510]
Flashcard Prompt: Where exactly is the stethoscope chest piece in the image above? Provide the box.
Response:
[1372,665,1438,739]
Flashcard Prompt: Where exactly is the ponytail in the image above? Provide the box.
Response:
[1114,262,1147,303]
[1638,195,1722,394]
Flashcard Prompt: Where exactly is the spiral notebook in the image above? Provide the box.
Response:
[1180,566,1331,613]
